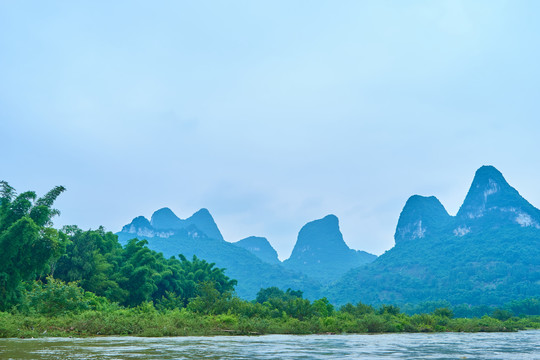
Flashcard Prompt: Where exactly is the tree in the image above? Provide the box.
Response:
[255,287,303,303]
[55,226,127,303]
[0,181,66,310]
[174,254,237,304]
[23,276,90,316]
[433,307,454,318]
[256,287,286,303]
[313,297,334,317]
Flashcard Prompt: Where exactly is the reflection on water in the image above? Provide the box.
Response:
[0,331,538,360]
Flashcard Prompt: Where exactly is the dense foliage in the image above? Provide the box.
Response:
[54,227,236,308]
[0,181,67,310]
[1,291,539,338]
[59,231,233,310]
[329,226,540,306]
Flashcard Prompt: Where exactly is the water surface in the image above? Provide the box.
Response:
[0,331,538,359]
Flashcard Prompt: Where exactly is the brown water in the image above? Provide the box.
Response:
[0,331,538,359]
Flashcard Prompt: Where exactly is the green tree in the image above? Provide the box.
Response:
[0,181,66,310]
[491,309,512,321]
[339,302,375,317]
[55,226,127,303]
[56,228,238,309]
[506,298,540,316]
[174,254,237,305]
[285,298,315,320]
[23,276,90,316]
[433,307,454,318]
[256,287,286,303]
[313,297,334,317]
[379,304,400,316]
[255,286,303,303]
[187,281,232,315]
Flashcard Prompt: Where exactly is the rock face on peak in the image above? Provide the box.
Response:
[122,208,217,242]
[184,208,224,241]
[394,196,451,243]
[121,215,176,239]
[283,215,376,283]
[456,166,540,229]
[233,236,280,265]
[148,207,224,240]
[121,216,154,237]
[328,166,540,307]
[459,166,510,214]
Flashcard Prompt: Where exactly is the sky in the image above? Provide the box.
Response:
[1,1,540,260]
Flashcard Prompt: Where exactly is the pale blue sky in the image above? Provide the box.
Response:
[2,1,539,259]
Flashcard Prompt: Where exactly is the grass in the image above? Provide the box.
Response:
[1,309,538,338]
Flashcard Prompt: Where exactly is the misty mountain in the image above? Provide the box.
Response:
[233,236,281,265]
[117,208,320,299]
[148,207,224,241]
[328,166,540,306]
[283,215,377,283]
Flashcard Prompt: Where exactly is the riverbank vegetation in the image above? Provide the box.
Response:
[1,302,539,338]
[1,182,539,338]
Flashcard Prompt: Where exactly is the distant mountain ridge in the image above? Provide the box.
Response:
[121,207,222,241]
[116,166,537,307]
[329,165,540,306]
[149,207,224,240]
[233,236,281,265]
[117,208,321,299]
[394,166,540,244]
[117,208,376,299]
[283,215,376,283]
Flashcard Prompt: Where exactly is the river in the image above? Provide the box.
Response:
[0,331,538,359]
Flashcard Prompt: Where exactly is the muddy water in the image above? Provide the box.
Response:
[0,330,538,359]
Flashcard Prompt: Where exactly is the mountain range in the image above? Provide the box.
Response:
[116,165,539,306]
[328,166,540,306]
[117,206,373,299]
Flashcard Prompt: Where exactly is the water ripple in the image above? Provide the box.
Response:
[0,331,538,360]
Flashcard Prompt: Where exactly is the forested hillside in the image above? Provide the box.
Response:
[328,166,540,306]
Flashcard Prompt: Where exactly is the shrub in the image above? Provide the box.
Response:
[23,277,90,316]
